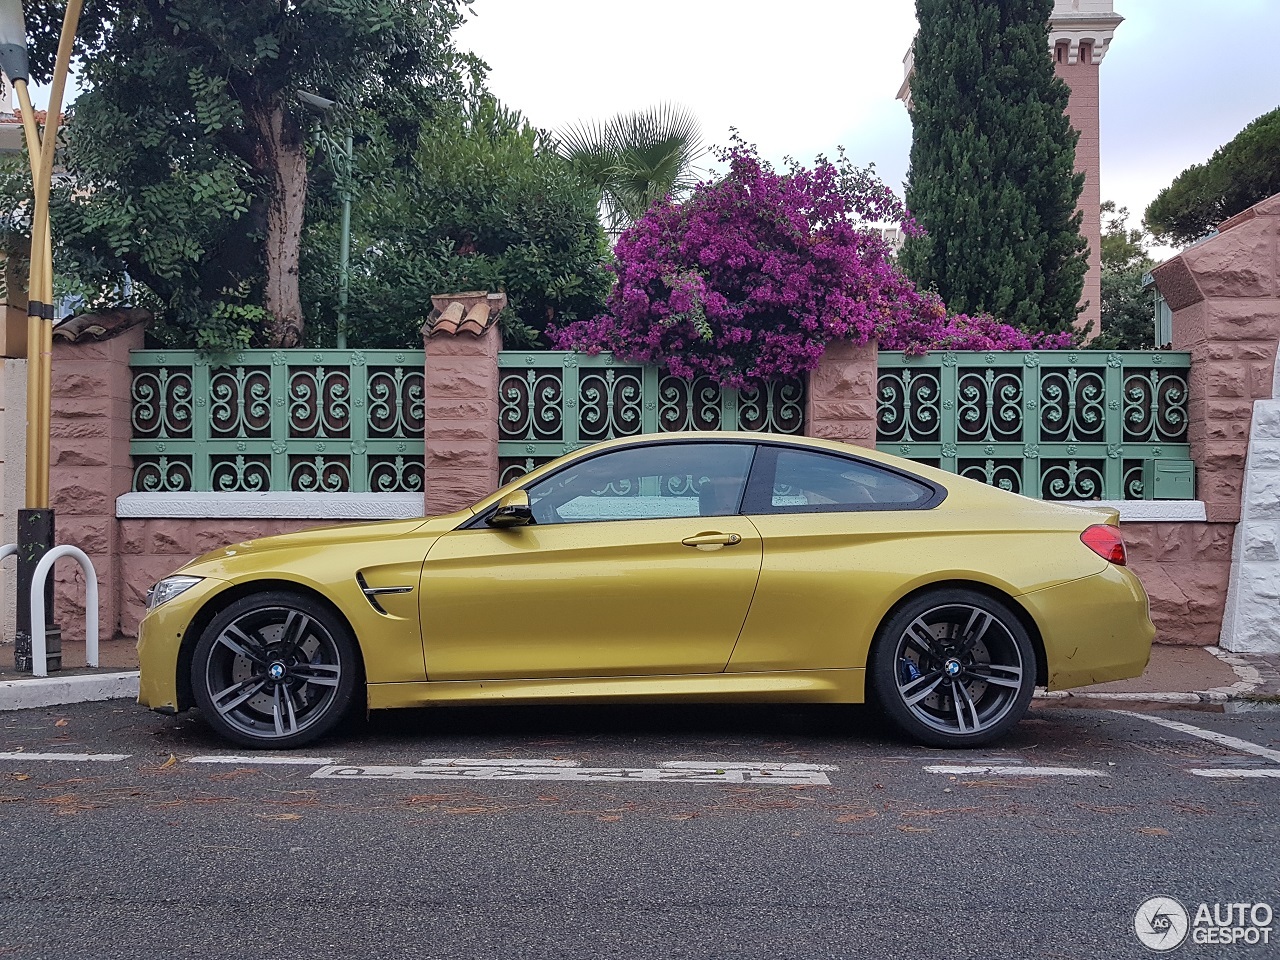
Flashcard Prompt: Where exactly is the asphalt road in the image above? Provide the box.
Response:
[1,699,1277,960]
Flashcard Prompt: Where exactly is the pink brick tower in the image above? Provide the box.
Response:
[1050,1,1123,340]
[897,1,1123,339]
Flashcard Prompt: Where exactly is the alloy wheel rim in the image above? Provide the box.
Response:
[203,606,343,740]
[893,602,1025,736]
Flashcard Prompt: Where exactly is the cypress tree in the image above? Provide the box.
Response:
[900,0,1088,334]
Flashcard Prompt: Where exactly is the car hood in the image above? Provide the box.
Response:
[177,510,472,577]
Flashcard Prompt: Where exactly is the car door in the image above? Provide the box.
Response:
[420,440,764,680]
[727,444,944,674]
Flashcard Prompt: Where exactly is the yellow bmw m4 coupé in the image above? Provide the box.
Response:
[137,433,1154,750]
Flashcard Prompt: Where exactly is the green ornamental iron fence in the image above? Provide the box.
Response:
[129,349,426,493]
[875,350,1194,500]
[497,351,806,484]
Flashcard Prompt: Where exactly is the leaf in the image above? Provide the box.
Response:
[1137,827,1170,836]
[160,754,176,768]
[54,718,68,727]
[12,774,29,781]
[255,813,302,821]
[898,825,932,833]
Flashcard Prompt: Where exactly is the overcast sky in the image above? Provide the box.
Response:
[456,0,1280,250]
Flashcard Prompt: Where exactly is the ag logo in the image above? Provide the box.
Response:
[1135,897,1190,951]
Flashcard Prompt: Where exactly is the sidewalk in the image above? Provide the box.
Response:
[1,638,1278,712]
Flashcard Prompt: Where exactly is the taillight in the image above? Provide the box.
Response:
[1081,524,1126,565]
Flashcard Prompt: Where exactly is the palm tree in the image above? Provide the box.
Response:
[555,103,706,235]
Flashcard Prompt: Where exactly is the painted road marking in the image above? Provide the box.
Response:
[0,751,130,762]
[311,763,833,785]
[924,764,1107,777]
[186,755,339,766]
[1188,769,1280,779]
[660,761,837,772]
[1112,710,1280,765]
[418,758,581,767]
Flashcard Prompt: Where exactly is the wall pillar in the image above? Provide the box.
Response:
[47,324,145,644]
[1152,192,1280,652]
[805,339,878,449]
[422,292,504,515]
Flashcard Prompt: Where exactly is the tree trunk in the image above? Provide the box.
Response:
[249,99,308,347]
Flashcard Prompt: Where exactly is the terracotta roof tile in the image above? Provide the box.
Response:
[424,290,507,338]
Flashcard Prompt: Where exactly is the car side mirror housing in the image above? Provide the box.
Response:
[487,490,534,529]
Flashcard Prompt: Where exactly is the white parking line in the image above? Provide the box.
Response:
[924,764,1107,777]
[660,761,837,771]
[1111,710,1280,765]
[311,763,833,785]
[1188,769,1280,779]
[186,755,338,766]
[0,751,130,762]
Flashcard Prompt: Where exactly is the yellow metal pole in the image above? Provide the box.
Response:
[18,0,84,509]
[13,76,44,507]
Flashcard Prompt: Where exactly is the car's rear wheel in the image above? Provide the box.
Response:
[191,591,358,749]
[869,588,1036,748]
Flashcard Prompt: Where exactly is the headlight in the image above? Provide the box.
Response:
[146,575,203,611]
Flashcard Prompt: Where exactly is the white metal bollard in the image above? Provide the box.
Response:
[29,545,98,678]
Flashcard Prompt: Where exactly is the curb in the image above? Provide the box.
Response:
[0,671,139,711]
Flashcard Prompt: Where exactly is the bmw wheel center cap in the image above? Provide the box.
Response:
[268,661,287,681]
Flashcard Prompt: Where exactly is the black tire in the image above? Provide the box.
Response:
[191,591,359,749]
[868,588,1036,749]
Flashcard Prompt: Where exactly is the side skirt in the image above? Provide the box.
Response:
[366,669,866,711]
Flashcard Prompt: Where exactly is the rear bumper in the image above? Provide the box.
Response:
[1020,565,1155,691]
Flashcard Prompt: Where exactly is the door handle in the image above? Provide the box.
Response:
[681,532,743,548]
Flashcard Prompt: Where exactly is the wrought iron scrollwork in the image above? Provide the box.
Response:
[289,366,351,439]
[738,376,804,433]
[957,369,1023,443]
[500,368,563,441]
[1041,459,1105,500]
[131,367,193,440]
[1040,367,1105,442]
[658,375,722,431]
[1123,370,1188,443]
[877,369,941,443]
[367,367,424,439]
[958,458,1022,494]
[132,456,193,492]
[210,455,271,492]
[209,367,272,438]
[579,368,644,441]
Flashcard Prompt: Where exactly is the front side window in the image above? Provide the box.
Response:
[524,443,755,525]
[754,448,935,513]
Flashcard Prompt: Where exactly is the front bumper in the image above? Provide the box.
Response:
[1020,564,1155,691]
[137,576,230,712]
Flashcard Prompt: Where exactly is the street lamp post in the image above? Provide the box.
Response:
[298,90,353,350]
[0,0,84,671]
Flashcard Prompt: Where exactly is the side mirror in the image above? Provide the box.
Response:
[486,490,534,529]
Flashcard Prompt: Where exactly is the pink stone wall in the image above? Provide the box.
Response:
[805,340,877,449]
[116,517,347,639]
[423,327,500,514]
[1153,194,1280,524]
[1055,51,1102,339]
[1124,521,1235,646]
[49,327,144,643]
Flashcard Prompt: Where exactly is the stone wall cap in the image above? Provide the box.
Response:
[424,291,507,338]
[53,307,151,343]
[116,491,426,520]
[1219,190,1280,233]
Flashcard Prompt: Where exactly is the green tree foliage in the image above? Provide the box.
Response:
[555,103,706,235]
[12,0,480,349]
[1092,201,1155,350]
[1145,106,1280,245]
[899,0,1087,334]
[301,97,612,349]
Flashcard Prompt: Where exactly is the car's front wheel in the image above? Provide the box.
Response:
[191,591,358,749]
[869,588,1036,748]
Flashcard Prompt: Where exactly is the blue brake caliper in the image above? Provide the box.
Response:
[898,658,922,685]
